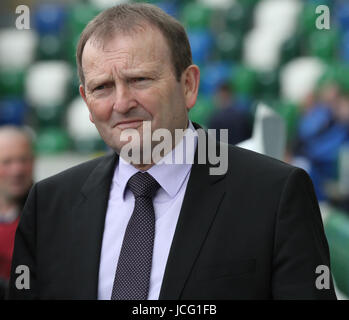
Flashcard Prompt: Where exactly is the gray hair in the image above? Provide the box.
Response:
[0,125,34,149]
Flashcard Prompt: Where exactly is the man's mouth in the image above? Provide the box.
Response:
[115,120,143,129]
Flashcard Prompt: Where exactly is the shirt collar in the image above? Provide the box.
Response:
[0,208,19,224]
[113,120,197,199]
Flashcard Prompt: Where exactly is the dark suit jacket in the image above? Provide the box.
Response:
[7,123,336,299]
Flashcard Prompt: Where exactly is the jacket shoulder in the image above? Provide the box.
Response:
[227,144,301,179]
[36,152,115,191]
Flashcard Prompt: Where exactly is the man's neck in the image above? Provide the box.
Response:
[125,120,191,171]
[0,197,18,217]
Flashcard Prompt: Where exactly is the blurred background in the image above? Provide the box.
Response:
[1,0,349,299]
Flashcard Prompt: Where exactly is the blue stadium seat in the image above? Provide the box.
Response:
[0,98,27,125]
[187,29,214,65]
[155,1,179,18]
[200,61,233,95]
[334,1,349,33]
[33,3,66,35]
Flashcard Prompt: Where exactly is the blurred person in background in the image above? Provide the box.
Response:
[333,92,349,126]
[293,82,349,201]
[0,126,34,299]
[208,82,252,145]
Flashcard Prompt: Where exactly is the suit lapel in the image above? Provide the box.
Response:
[69,152,118,299]
[67,123,226,299]
[159,125,227,299]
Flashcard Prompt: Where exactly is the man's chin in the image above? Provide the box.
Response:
[117,141,157,166]
[7,189,29,202]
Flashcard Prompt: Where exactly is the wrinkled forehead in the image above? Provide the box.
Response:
[82,24,172,75]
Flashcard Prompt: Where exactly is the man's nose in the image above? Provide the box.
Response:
[113,83,136,114]
[7,161,26,177]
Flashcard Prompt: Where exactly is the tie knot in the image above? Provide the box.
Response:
[127,172,160,199]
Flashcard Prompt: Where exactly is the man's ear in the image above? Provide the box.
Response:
[79,84,87,103]
[79,84,94,124]
[182,65,200,111]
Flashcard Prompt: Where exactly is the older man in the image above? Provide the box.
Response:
[0,126,34,299]
[8,3,336,300]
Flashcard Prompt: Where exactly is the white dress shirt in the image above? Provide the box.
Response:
[98,121,197,300]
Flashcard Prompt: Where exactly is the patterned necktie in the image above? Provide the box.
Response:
[111,171,160,300]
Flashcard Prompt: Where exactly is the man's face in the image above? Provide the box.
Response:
[80,25,199,158]
[0,135,34,201]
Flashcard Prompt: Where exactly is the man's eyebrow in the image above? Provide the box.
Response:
[121,67,161,78]
[85,66,162,89]
[86,76,112,89]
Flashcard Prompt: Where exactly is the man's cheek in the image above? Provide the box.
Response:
[0,171,8,181]
[90,110,107,122]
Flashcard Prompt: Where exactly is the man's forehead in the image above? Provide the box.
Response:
[0,132,29,144]
[82,26,170,73]
[0,136,31,158]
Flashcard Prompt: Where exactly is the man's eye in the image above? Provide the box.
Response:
[0,159,11,166]
[94,85,106,91]
[131,77,149,83]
